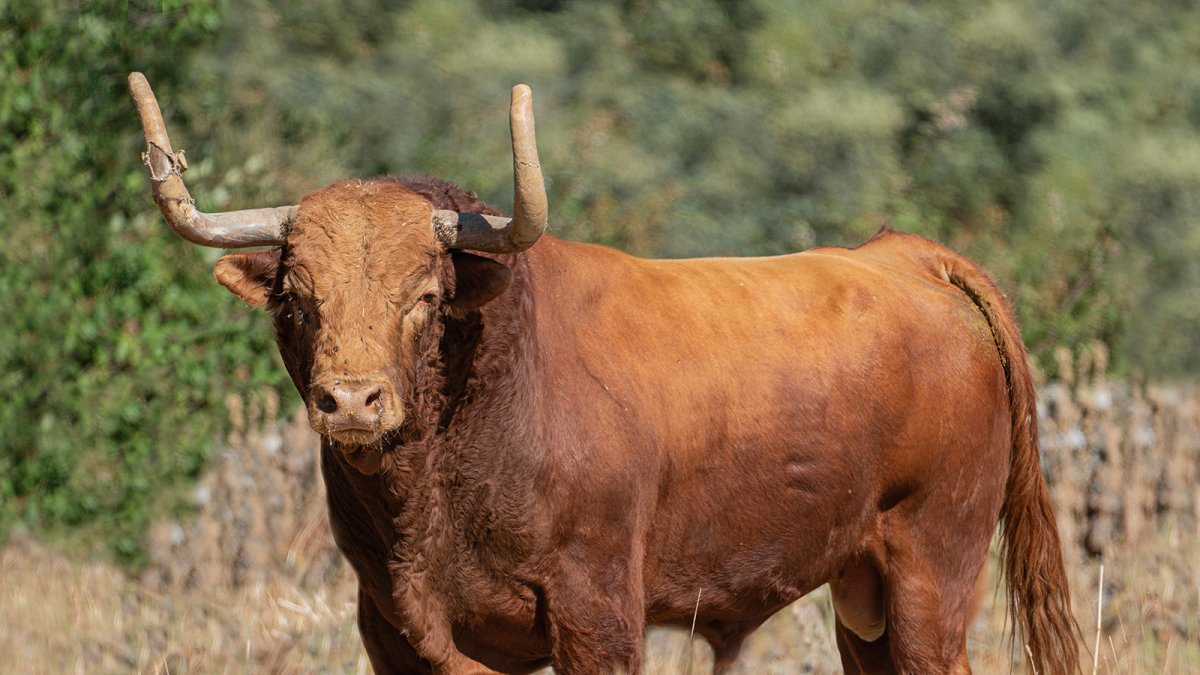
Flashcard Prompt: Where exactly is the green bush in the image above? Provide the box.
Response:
[0,0,292,565]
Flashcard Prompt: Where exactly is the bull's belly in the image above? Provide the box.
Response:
[640,482,868,624]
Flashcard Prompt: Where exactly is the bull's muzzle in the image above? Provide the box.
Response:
[309,379,397,445]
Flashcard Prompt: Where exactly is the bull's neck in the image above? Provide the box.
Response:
[375,248,541,503]
[437,248,540,454]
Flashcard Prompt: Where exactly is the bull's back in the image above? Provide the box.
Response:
[525,232,1000,437]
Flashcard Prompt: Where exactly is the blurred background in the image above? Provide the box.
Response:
[1,0,1198,672]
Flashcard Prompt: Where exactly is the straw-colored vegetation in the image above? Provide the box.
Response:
[2,345,1196,673]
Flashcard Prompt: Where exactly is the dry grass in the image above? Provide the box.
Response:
[1,345,1196,673]
[0,537,365,674]
[0,392,365,675]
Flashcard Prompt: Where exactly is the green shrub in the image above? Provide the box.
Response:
[0,0,292,566]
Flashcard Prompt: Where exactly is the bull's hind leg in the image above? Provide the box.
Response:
[883,543,967,673]
[876,517,983,675]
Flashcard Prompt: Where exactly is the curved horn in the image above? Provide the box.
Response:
[433,84,548,253]
[128,72,296,248]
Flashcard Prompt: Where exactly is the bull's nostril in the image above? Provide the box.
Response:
[364,388,382,410]
[316,392,338,414]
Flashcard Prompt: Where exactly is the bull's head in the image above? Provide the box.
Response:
[129,73,546,461]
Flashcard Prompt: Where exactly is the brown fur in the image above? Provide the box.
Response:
[210,178,1081,674]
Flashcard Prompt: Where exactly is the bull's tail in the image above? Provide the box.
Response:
[937,249,1082,675]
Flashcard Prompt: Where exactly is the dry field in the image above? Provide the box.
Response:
[2,345,1197,674]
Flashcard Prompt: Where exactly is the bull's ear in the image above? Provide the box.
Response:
[213,249,281,307]
[449,251,512,311]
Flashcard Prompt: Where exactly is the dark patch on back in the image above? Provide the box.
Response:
[382,176,505,217]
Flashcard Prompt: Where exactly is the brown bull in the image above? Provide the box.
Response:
[130,73,1080,674]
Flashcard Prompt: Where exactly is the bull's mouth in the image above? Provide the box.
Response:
[327,427,386,446]
[307,412,393,447]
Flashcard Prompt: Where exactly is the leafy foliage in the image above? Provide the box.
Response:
[3,0,1199,563]
[0,0,291,565]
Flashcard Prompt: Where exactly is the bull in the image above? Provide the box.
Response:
[129,73,1080,674]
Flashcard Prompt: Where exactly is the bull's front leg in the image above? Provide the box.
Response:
[543,555,646,674]
[393,581,503,675]
[356,587,434,674]
[363,581,499,675]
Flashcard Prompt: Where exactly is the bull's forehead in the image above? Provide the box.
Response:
[284,180,440,297]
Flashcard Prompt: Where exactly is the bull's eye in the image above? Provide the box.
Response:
[411,293,437,312]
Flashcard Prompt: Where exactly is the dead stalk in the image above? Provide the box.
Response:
[1093,563,1103,675]
[684,587,702,675]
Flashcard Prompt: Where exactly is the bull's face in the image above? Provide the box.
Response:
[210,182,512,451]
[128,73,546,468]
